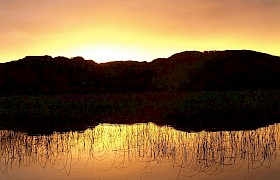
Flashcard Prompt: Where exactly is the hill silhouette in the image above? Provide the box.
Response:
[0,50,280,95]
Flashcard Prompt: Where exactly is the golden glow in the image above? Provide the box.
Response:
[1,123,280,179]
[1,0,280,63]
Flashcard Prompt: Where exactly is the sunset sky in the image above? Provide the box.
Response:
[1,0,280,63]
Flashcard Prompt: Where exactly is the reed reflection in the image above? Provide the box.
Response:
[0,123,279,178]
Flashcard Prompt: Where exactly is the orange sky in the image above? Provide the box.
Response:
[1,0,280,63]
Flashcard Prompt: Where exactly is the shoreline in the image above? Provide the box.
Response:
[1,90,280,135]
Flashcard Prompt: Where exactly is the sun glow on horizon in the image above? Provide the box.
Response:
[1,0,280,63]
[65,44,145,62]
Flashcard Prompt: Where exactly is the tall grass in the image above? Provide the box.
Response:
[0,123,279,178]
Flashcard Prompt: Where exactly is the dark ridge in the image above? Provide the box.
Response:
[167,51,204,62]
[1,50,280,95]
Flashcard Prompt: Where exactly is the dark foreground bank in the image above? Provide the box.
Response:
[1,90,280,135]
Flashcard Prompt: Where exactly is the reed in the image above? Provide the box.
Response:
[0,123,279,178]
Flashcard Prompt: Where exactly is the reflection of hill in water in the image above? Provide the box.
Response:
[0,123,279,179]
[2,90,280,134]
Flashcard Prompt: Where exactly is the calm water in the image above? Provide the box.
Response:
[1,122,280,180]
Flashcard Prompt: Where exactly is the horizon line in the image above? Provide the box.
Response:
[2,49,279,64]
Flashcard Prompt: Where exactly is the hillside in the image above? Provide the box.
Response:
[0,50,280,95]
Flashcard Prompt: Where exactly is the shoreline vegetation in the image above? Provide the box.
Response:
[1,50,280,134]
[1,90,280,135]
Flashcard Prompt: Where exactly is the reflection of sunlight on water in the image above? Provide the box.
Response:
[0,123,280,179]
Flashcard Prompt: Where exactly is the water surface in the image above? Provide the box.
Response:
[1,123,280,179]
